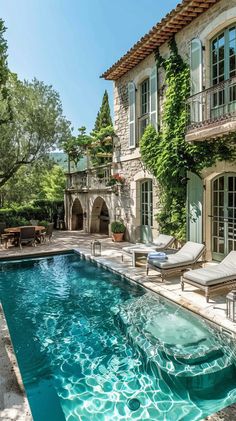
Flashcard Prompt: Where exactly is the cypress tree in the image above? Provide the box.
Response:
[90,90,113,166]
[93,90,112,131]
[94,111,101,131]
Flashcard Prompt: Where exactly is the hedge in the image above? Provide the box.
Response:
[0,200,64,227]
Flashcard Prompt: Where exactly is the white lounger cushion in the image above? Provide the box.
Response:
[184,251,236,286]
[149,241,205,269]
[123,234,174,255]
[122,244,156,254]
[151,234,174,247]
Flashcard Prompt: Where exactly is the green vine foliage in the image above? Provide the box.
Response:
[140,37,236,241]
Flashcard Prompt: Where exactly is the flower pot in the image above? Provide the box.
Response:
[112,232,124,242]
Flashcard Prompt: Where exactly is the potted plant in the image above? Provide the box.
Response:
[111,221,126,242]
[106,174,125,187]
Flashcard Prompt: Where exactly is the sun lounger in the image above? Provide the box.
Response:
[181,251,236,302]
[146,241,205,282]
[122,234,175,267]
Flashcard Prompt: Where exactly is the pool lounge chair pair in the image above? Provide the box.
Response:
[182,251,236,302]
[147,241,236,302]
[146,241,205,282]
[122,234,175,267]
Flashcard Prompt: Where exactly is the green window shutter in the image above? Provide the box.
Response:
[190,38,203,95]
[128,82,136,148]
[190,38,203,123]
[186,171,203,244]
[150,65,158,130]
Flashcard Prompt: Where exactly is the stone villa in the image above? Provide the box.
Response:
[65,0,236,261]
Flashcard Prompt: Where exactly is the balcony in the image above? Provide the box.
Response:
[186,77,236,142]
[66,164,112,193]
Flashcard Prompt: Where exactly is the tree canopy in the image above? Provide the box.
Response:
[0,159,66,207]
[0,74,71,188]
[0,20,72,189]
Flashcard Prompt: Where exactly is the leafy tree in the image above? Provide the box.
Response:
[61,126,92,171]
[0,159,65,206]
[40,165,66,200]
[61,92,114,169]
[0,19,11,126]
[89,91,113,166]
[0,74,72,188]
[89,125,114,166]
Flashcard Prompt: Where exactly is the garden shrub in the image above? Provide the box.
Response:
[0,200,64,227]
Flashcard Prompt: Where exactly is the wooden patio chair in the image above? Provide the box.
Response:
[0,222,14,249]
[19,227,36,249]
[40,223,54,243]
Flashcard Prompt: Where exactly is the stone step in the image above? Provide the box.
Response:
[113,293,235,393]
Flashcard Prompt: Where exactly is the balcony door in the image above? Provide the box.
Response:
[212,174,236,261]
[211,26,236,119]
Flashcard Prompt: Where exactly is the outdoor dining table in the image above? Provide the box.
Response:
[4,225,46,245]
[4,225,45,234]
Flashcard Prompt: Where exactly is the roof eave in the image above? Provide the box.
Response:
[101,0,220,81]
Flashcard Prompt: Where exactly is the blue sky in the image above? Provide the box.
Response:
[0,0,177,133]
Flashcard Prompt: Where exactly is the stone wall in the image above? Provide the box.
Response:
[111,0,236,243]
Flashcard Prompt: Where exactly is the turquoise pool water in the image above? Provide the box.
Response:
[0,252,236,421]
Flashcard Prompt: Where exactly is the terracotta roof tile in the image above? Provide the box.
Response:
[101,0,220,80]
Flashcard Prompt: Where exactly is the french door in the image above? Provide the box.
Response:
[140,180,153,242]
[212,174,236,260]
[211,26,236,119]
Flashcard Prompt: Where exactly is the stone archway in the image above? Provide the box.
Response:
[71,198,83,230]
[90,197,109,235]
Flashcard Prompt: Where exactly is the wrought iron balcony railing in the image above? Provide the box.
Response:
[187,77,236,131]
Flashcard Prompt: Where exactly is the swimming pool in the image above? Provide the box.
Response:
[0,252,236,420]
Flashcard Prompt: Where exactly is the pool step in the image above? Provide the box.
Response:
[113,293,235,393]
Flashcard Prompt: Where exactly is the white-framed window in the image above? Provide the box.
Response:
[210,25,236,117]
[140,179,153,226]
[128,65,158,148]
[211,26,236,85]
[139,78,150,138]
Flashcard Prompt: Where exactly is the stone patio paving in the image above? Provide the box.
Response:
[0,230,236,420]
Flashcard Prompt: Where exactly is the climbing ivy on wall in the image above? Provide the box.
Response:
[140,37,236,241]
